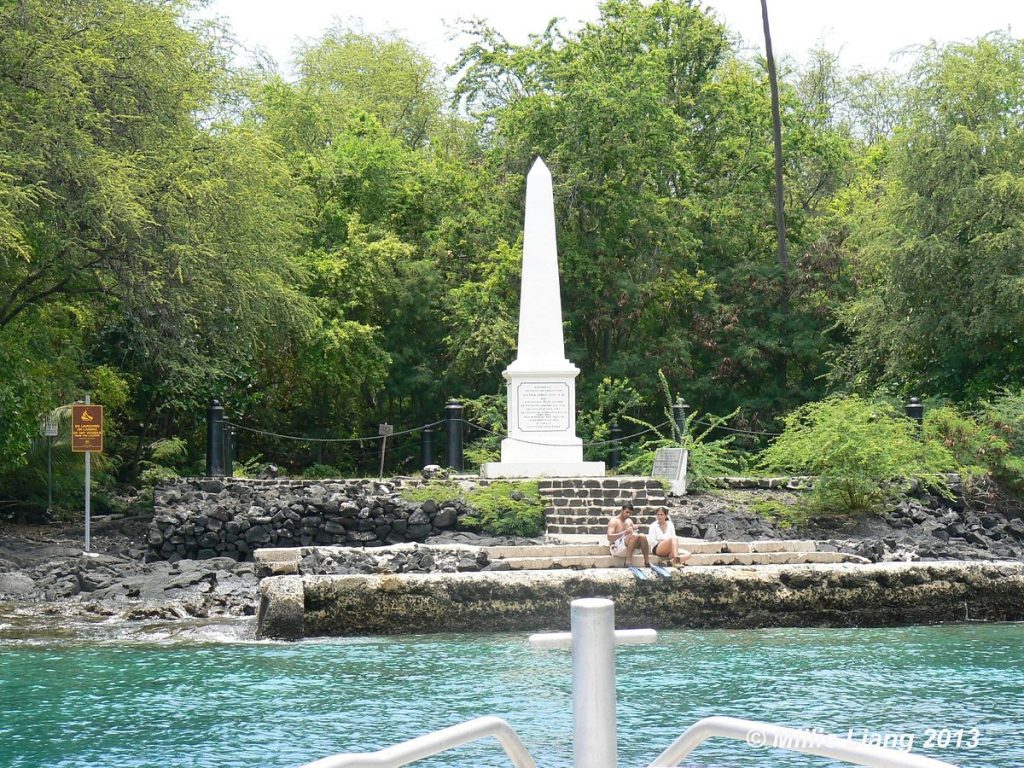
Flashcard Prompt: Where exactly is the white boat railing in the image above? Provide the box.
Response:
[299,598,961,768]
[650,715,959,768]
[298,715,537,768]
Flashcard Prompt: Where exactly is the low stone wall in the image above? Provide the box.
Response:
[147,478,473,562]
[256,560,1024,639]
[708,476,813,490]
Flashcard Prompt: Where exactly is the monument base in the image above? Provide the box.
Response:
[480,461,606,479]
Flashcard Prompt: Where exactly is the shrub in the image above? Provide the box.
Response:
[399,481,464,504]
[458,393,505,470]
[400,480,544,537]
[302,463,345,480]
[463,481,543,537]
[979,389,1024,491]
[760,395,954,514]
[138,437,189,485]
[923,405,1004,479]
[924,390,1024,492]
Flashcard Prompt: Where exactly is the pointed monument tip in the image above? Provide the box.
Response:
[529,156,550,176]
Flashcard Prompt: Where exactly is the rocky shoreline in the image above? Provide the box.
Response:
[1,478,1022,632]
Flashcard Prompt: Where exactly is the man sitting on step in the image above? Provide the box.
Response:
[607,503,651,567]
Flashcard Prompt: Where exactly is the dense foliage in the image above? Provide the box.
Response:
[3,0,1024,515]
[760,395,953,513]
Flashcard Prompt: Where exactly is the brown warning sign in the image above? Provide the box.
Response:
[71,404,104,453]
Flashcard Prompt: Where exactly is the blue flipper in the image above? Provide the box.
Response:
[628,565,649,581]
[650,564,673,579]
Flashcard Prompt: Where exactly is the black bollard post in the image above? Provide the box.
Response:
[445,400,464,472]
[905,397,924,429]
[206,399,225,477]
[225,425,235,478]
[671,397,690,445]
[609,420,623,469]
[421,424,434,468]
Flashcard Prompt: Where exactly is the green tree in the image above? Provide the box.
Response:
[0,0,312,483]
[833,35,1024,400]
[238,30,498,470]
[453,0,855,425]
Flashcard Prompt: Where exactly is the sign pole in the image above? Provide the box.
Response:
[47,433,53,516]
[378,423,393,480]
[84,394,91,553]
[71,397,102,554]
[39,411,58,517]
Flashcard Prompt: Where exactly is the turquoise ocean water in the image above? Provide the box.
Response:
[0,613,1021,768]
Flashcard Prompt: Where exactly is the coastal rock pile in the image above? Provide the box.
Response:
[147,478,472,562]
[0,550,258,617]
[673,500,785,541]
[843,493,1024,562]
[672,475,1024,562]
[293,544,493,576]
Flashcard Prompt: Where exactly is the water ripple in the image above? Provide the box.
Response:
[0,620,1021,767]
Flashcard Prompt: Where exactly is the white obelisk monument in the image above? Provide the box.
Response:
[481,158,605,478]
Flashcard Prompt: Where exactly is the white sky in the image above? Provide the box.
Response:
[198,0,1024,76]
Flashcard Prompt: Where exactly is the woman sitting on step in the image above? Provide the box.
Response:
[648,508,690,566]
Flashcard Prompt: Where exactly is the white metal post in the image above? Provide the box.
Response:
[571,598,618,768]
[84,394,91,553]
[530,600,656,768]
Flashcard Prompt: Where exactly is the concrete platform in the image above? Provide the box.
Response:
[256,560,1024,638]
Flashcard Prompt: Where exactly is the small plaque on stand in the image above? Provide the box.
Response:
[651,447,687,495]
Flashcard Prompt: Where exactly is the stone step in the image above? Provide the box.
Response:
[546,513,669,524]
[495,551,865,570]
[547,527,627,536]
[546,526,615,535]
[543,503,666,515]
[536,477,666,491]
[483,540,820,559]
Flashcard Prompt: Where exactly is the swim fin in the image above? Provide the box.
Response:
[650,564,672,579]
[628,565,649,581]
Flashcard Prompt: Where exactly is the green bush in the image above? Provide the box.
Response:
[458,393,505,470]
[301,463,346,480]
[760,395,954,514]
[399,481,463,504]
[400,480,544,537]
[923,405,1003,479]
[463,481,543,537]
[924,391,1024,491]
[138,437,188,485]
[232,453,265,478]
[979,389,1024,491]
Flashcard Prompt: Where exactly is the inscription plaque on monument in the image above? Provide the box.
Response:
[517,382,570,432]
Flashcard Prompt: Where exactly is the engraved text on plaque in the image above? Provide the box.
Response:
[517,382,570,432]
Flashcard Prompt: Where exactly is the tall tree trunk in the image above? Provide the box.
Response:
[761,0,790,390]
